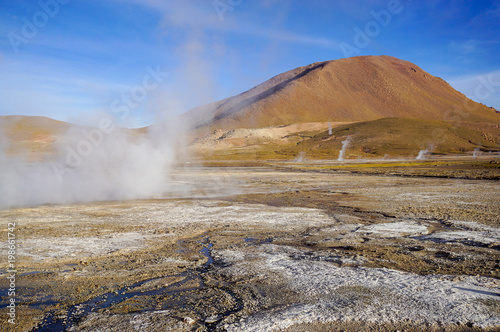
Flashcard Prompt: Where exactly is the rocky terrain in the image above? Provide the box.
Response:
[1,162,499,331]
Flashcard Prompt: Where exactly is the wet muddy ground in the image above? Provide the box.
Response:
[1,161,500,331]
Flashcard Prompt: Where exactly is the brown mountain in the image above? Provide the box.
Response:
[185,55,499,159]
[186,55,499,131]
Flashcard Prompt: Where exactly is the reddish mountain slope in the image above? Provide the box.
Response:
[185,55,499,130]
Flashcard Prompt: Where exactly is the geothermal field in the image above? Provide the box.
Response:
[2,0,500,330]
[1,51,500,332]
[1,158,500,331]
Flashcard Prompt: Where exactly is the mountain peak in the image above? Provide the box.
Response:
[185,55,498,130]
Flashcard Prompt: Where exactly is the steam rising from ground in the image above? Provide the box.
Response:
[416,149,429,160]
[0,120,189,209]
[294,151,306,162]
[338,135,351,161]
[0,4,232,210]
[416,144,435,160]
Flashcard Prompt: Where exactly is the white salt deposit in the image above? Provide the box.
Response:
[16,201,331,261]
[220,244,500,331]
[18,232,147,260]
[356,221,429,237]
[418,220,500,246]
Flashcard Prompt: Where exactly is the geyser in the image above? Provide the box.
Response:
[338,136,351,161]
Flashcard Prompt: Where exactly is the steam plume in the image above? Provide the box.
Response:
[338,135,351,161]
[416,149,428,160]
[416,144,435,160]
[294,151,306,162]
[0,120,186,209]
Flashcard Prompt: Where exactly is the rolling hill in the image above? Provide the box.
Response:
[0,115,71,159]
[278,118,499,159]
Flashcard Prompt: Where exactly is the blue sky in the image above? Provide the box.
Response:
[0,0,499,127]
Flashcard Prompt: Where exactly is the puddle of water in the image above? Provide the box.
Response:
[34,236,217,331]
[454,287,500,298]
[243,237,273,245]
[200,242,214,266]
[412,235,491,249]
[33,272,201,331]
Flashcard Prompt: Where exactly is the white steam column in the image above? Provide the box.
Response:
[338,136,352,161]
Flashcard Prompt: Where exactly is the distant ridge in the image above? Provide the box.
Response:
[0,115,71,158]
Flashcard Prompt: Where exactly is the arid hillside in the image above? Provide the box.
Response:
[185,55,499,131]
[0,115,71,159]
[185,55,499,159]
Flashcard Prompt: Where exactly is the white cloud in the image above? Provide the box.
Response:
[120,0,339,48]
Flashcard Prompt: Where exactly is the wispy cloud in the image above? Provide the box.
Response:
[449,39,500,56]
[449,39,485,55]
[120,0,339,49]
[232,22,339,49]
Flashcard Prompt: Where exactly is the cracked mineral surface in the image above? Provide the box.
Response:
[1,164,499,331]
